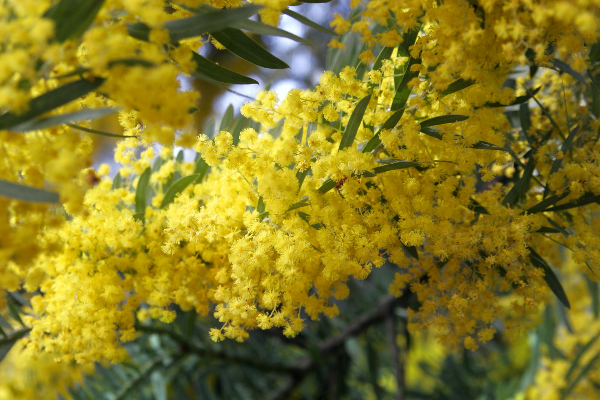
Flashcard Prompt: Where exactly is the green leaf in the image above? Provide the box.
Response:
[0,328,30,363]
[373,160,422,174]
[502,153,536,207]
[552,59,588,86]
[256,196,266,214]
[544,125,580,197]
[191,54,258,85]
[160,174,199,209]
[231,116,248,146]
[10,108,118,132]
[112,172,122,190]
[220,105,234,133]
[589,70,600,118]
[586,276,600,319]
[561,352,600,400]
[67,123,137,138]
[232,19,310,46]
[107,58,156,68]
[519,102,532,142]
[151,371,167,400]
[317,178,336,194]
[0,78,105,130]
[566,331,600,383]
[45,0,105,43]
[298,212,325,229]
[0,179,59,203]
[194,158,210,182]
[282,9,336,36]
[211,28,289,69]
[338,93,372,151]
[484,86,541,108]
[390,28,421,111]
[6,297,24,327]
[470,141,511,153]
[373,46,395,71]
[134,168,151,222]
[362,108,405,153]
[545,192,600,212]
[419,127,443,140]
[536,226,561,233]
[526,192,570,214]
[296,168,310,193]
[286,200,309,212]
[165,5,262,42]
[529,247,570,309]
[403,244,419,259]
[440,78,476,97]
[419,114,469,129]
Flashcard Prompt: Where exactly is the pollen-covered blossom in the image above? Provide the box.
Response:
[0,0,600,371]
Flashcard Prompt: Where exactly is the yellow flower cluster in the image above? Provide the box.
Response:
[0,0,599,370]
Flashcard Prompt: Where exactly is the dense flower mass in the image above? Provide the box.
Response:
[1,0,600,397]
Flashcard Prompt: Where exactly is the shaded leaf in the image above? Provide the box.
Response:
[317,178,336,194]
[520,102,532,143]
[134,168,151,222]
[296,168,310,193]
[11,108,118,132]
[338,93,372,151]
[286,200,309,212]
[363,108,405,153]
[6,297,24,327]
[529,247,570,309]
[211,28,289,69]
[256,196,266,214]
[552,59,588,86]
[545,192,600,212]
[502,153,536,206]
[536,226,562,233]
[419,114,469,129]
[194,157,210,182]
[373,160,422,174]
[0,78,105,130]
[561,352,600,400]
[112,172,122,190]
[45,0,105,43]
[0,179,59,203]
[403,244,419,259]
[484,86,541,108]
[67,123,137,138]
[526,192,570,214]
[373,46,395,71]
[440,78,476,97]
[191,53,258,85]
[160,174,200,209]
[232,19,310,46]
[282,9,336,35]
[220,105,234,133]
[0,328,30,363]
[166,5,262,42]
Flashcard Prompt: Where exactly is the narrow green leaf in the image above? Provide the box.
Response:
[552,59,588,86]
[112,172,122,190]
[561,353,600,400]
[232,19,310,46]
[0,78,105,130]
[211,28,289,69]
[256,196,266,214]
[134,168,151,222]
[338,93,372,151]
[0,179,59,203]
[545,192,600,212]
[467,198,490,215]
[296,168,310,193]
[544,125,580,197]
[0,314,11,331]
[373,46,395,71]
[6,297,24,327]
[419,114,469,129]
[286,200,309,212]
[419,127,444,140]
[231,116,248,146]
[536,226,561,233]
[166,5,262,42]
[484,86,541,108]
[502,154,536,207]
[258,211,269,221]
[11,108,118,132]
[363,108,405,153]
[589,70,600,118]
[194,158,210,182]
[470,141,511,153]
[526,192,570,214]
[298,212,325,229]
[585,276,600,319]
[127,22,151,41]
[160,174,199,209]
[0,325,5,339]
[0,328,30,363]
[191,53,258,85]
[529,247,570,309]
[151,371,167,400]
[440,78,476,97]
[520,102,532,142]
[107,58,155,68]
[67,123,137,138]
[373,160,422,174]
[317,178,336,194]
[45,0,105,43]
[403,244,419,259]
[282,9,337,36]
[391,58,418,111]
[220,105,234,133]
[566,331,600,383]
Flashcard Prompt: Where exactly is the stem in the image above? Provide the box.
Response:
[386,311,404,400]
